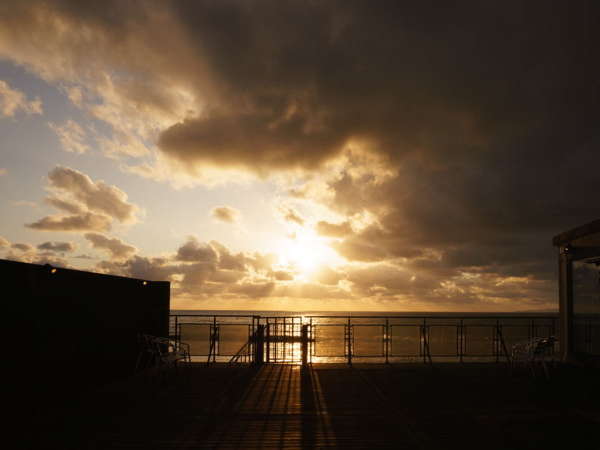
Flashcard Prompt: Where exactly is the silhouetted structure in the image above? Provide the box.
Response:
[4,259,169,398]
[553,219,600,362]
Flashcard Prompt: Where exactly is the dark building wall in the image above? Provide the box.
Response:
[4,259,169,396]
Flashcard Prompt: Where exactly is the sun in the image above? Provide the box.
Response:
[276,230,339,276]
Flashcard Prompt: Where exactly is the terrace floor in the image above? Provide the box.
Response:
[33,363,599,449]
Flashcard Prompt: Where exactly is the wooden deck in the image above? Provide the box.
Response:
[32,363,599,449]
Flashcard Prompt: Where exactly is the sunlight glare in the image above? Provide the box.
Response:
[276,230,339,277]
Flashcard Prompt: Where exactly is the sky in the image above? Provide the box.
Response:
[0,1,598,311]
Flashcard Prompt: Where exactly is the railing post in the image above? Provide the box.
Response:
[266,323,271,363]
[301,324,309,366]
[495,320,500,363]
[213,316,218,363]
[347,318,352,366]
[459,319,463,363]
[422,318,426,364]
[385,318,389,364]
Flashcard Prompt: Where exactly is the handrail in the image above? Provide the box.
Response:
[228,339,251,365]
[171,313,559,319]
[228,328,262,365]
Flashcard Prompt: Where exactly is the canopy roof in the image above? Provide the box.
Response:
[553,219,600,248]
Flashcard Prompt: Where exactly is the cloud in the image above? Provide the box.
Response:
[47,166,138,223]
[4,250,69,268]
[270,270,294,281]
[44,196,84,214]
[0,236,72,267]
[1,1,597,310]
[157,113,346,175]
[37,241,76,253]
[0,2,596,177]
[315,220,352,238]
[97,255,177,281]
[0,168,7,176]
[228,281,276,299]
[84,232,137,260]
[0,79,42,117]
[314,266,345,285]
[210,240,248,271]
[27,211,112,232]
[279,206,305,226]
[95,132,150,159]
[211,206,240,224]
[27,166,139,232]
[332,221,424,262]
[86,232,558,310]
[73,254,94,260]
[95,236,283,300]
[11,242,34,252]
[175,236,218,263]
[48,119,89,153]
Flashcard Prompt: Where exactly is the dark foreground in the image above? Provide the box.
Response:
[32,363,599,449]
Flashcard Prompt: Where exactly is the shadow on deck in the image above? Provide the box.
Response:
[32,363,599,449]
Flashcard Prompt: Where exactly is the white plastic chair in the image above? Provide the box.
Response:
[511,336,556,379]
[152,335,191,369]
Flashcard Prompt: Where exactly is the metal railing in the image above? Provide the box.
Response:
[169,314,563,364]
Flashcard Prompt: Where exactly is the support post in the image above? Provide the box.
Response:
[254,324,265,365]
[347,318,352,366]
[558,246,573,361]
[385,318,389,364]
[301,324,308,366]
[266,323,271,363]
[213,316,217,363]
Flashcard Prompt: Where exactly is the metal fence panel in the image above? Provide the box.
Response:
[500,325,531,353]
[463,326,494,356]
[219,324,250,356]
[390,325,421,356]
[180,323,211,356]
[314,324,346,357]
[353,325,384,357]
[428,325,458,356]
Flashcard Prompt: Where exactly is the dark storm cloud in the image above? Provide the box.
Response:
[156,1,598,174]
[9,1,595,173]
[3,1,596,190]
[160,0,598,295]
